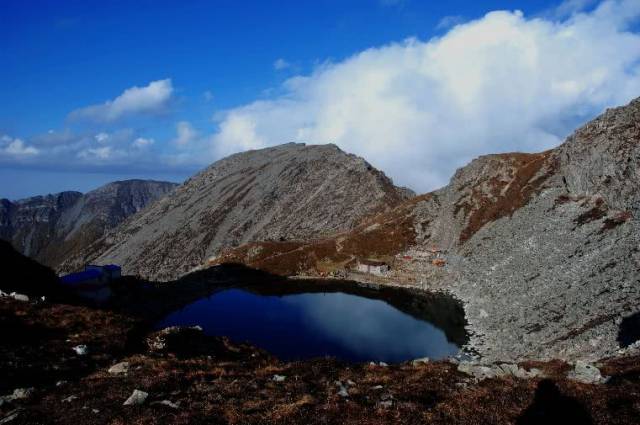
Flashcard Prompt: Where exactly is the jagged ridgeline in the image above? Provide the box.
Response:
[0,180,178,269]
[64,143,414,280]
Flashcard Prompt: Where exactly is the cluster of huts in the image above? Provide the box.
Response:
[354,246,448,277]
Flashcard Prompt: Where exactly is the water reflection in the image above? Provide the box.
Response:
[156,287,464,363]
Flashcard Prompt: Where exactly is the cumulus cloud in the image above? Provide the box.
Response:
[69,79,174,122]
[1,136,39,157]
[132,137,154,149]
[210,0,640,192]
[273,58,290,70]
[173,121,198,146]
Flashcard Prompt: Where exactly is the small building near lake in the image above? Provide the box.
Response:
[356,260,390,276]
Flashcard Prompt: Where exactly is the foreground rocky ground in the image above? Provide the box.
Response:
[2,292,639,425]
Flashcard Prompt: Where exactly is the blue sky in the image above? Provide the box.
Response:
[2,0,639,199]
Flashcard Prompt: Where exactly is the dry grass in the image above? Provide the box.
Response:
[2,297,638,424]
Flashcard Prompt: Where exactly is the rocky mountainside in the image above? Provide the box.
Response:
[0,180,178,269]
[215,97,640,363]
[70,143,413,281]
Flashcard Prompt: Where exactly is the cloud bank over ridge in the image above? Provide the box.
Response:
[2,1,639,193]
[210,0,640,191]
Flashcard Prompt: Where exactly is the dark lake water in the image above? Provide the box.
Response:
[155,284,467,363]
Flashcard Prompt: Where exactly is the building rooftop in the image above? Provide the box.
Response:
[60,269,102,284]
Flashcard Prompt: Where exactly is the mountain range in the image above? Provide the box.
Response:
[60,143,413,280]
[2,98,638,365]
[0,180,178,269]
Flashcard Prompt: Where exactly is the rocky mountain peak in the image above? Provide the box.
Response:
[75,143,414,281]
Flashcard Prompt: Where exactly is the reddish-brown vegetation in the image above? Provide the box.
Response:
[455,152,556,244]
[600,211,633,232]
[211,195,432,276]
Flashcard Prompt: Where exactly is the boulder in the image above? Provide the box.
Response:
[272,375,286,383]
[9,293,29,302]
[335,381,349,398]
[567,361,608,384]
[108,362,129,375]
[72,345,88,356]
[123,389,148,406]
[411,357,430,366]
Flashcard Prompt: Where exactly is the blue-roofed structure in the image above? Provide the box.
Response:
[60,269,104,286]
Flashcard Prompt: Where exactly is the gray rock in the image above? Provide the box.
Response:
[146,326,203,352]
[8,388,33,400]
[0,410,20,424]
[123,389,148,406]
[108,362,129,375]
[567,361,608,384]
[62,395,78,403]
[0,388,34,405]
[72,345,88,356]
[152,400,180,409]
[335,381,349,398]
[9,293,28,302]
[457,363,498,381]
[272,375,286,383]
[411,357,430,366]
[457,362,543,381]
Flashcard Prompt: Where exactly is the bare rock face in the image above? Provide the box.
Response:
[0,191,83,259]
[0,180,177,269]
[421,100,638,362]
[81,143,412,281]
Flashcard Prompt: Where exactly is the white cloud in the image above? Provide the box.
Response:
[76,145,128,161]
[77,146,116,160]
[210,0,640,192]
[173,121,198,146]
[211,113,265,155]
[1,136,39,156]
[70,79,174,122]
[95,132,110,143]
[273,58,290,70]
[132,137,154,149]
[547,0,598,18]
[436,15,465,30]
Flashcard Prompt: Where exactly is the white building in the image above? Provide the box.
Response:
[356,260,390,276]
